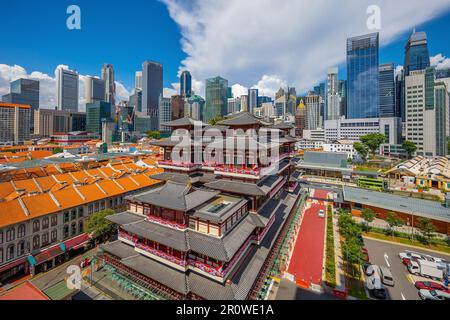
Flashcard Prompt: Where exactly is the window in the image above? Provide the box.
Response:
[0,248,3,263]
[78,221,84,234]
[88,205,93,214]
[63,225,69,239]
[71,210,77,221]
[71,223,77,236]
[0,231,3,244]
[17,241,25,256]
[64,212,69,223]
[42,217,49,230]
[42,233,49,246]
[18,224,26,238]
[6,228,15,242]
[6,245,14,261]
[78,208,84,219]
[51,230,57,243]
[51,215,57,227]
[32,236,40,250]
[101,201,105,210]
[32,220,40,233]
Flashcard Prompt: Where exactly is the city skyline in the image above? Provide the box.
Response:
[1,1,450,111]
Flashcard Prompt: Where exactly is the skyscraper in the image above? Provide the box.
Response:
[86,101,113,134]
[248,88,259,114]
[2,78,39,132]
[142,61,163,131]
[305,94,321,130]
[101,64,116,106]
[240,95,249,112]
[56,67,79,112]
[171,95,185,120]
[186,95,205,121]
[404,30,430,76]
[326,67,340,120]
[159,96,172,132]
[204,76,228,122]
[0,103,31,144]
[135,71,143,90]
[379,63,396,118]
[346,32,380,119]
[180,70,192,98]
[338,80,347,118]
[84,77,106,104]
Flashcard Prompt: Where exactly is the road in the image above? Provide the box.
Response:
[363,237,450,301]
[286,190,327,287]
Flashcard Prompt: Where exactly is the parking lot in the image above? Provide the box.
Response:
[363,237,450,300]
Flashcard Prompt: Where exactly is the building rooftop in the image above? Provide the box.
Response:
[127,181,220,212]
[218,112,271,127]
[343,186,450,223]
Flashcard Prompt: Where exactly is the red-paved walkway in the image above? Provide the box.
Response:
[287,190,328,287]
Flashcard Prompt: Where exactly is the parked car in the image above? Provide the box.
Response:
[363,262,373,275]
[415,281,450,293]
[379,266,395,287]
[402,257,420,266]
[361,248,370,262]
[408,260,444,281]
[399,251,423,261]
[318,210,325,218]
[365,265,387,300]
[418,289,450,300]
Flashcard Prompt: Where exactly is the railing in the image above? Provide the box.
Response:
[135,242,188,267]
[221,235,254,277]
[145,215,187,231]
[187,259,223,278]
[158,160,199,168]
[214,166,261,176]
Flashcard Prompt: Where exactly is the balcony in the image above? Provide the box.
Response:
[135,242,188,267]
[145,215,187,231]
[158,160,201,171]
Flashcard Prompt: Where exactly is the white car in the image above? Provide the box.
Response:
[318,210,325,218]
[418,289,450,300]
[399,251,423,261]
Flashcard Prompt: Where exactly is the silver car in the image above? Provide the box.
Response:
[418,289,450,300]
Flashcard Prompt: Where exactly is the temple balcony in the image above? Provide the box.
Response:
[158,160,202,172]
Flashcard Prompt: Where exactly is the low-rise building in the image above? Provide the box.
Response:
[323,140,356,159]
[0,103,31,145]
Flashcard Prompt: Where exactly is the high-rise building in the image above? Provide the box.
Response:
[227,97,240,115]
[142,61,163,130]
[405,68,448,157]
[159,96,172,132]
[287,87,297,116]
[338,80,347,118]
[2,78,39,132]
[135,71,143,90]
[34,109,86,137]
[295,99,307,137]
[0,103,31,144]
[305,94,321,130]
[86,101,113,134]
[102,64,116,106]
[274,88,287,117]
[404,30,430,76]
[379,63,396,118]
[84,77,106,104]
[347,32,380,119]
[128,90,142,113]
[185,95,205,121]
[240,95,249,112]
[171,95,185,121]
[180,70,192,98]
[204,76,228,122]
[248,88,258,114]
[326,67,340,120]
[395,70,406,122]
[56,67,79,112]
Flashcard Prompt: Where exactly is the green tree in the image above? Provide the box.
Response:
[85,209,117,241]
[402,140,417,159]
[147,131,161,140]
[52,147,64,154]
[360,133,386,158]
[342,237,363,276]
[354,142,369,163]
[417,218,436,244]
[208,116,223,126]
[361,208,376,232]
[386,212,403,236]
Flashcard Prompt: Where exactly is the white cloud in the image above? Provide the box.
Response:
[0,64,130,111]
[252,75,288,98]
[431,53,450,70]
[231,84,248,98]
[163,0,450,95]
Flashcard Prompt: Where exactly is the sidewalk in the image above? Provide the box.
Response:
[332,210,346,292]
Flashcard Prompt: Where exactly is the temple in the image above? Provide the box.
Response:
[99,112,304,300]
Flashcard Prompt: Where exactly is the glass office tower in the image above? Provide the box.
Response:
[346,33,380,119]
[180,70,192,98]
[404,31,430,76]
[379,63,396,118]
[204,76,228,122]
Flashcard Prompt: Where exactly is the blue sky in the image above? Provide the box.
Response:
[1,0,450,106]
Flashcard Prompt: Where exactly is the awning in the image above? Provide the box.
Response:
[64,234,90,250]
[31,244,66,266]
[0,257,28,273]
